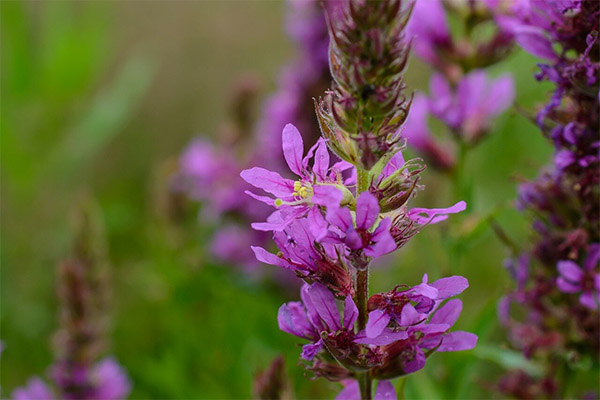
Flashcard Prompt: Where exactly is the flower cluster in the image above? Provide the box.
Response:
[175,0,333,273]
[402,0,515,171]
[242,1,477,398]
[498,1,599,397]
[12,204,131,400]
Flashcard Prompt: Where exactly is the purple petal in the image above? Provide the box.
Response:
[306,283,341,332]
[312,185,343,207]
[437,331,478,352]
[366,309,391,338]
[375,380,397,400]
[278,301,315,340]
[313,139,330,178]
[402,94,434,150]
[252,208,306,232]
[336,380,360,400]
[557,277,581,293]
[408,201,466,225]
[355,328,408,345]
[429,73,453,118]
[345,228,364,250]
[301,284,322,329]
[431,299,463,327]
[12,378,54,400]
[490,75,515,116]
[400,304,423,326]
[282,124,304,176]
[244,190,276,206]
[301,340,324,360]
[403,346,426,373]
[585,243,600,271]
[409,280,439,299]
[240,167,294,197]
[557,260,584,282]
[344,295,359,330]
[355,192,380,230]
[579,291,599,310]
[308,206,329,241]
[365,218,397,257]
[326,205,354,232]
[251,246,292,269]
[381,151,406,180]
[431,275,469,298]
[93,357,132,400]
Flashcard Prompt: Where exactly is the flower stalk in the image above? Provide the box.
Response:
[241,1,478,399]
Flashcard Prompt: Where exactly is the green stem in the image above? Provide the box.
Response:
[355,166,372,400]
[356,267,369,331]
[397,377,407,400]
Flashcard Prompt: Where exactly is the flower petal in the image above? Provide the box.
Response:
[240,167,294,197]
[313,139,330,178]
[557,260,584,282]
[282,124,304,176]
[431,299,463,327]
[354,328,408,345]
[301,340,324,360]
[356,192,380,230]
[336,380,360,400]
[312,185,343,207]
[308,206,329,241]
[306,283,341,332]
[366,309,391,338]
[251,246,292,269]
[408,201,466,225]
[431,275,469,298]
[344,295,359,330]
[278,301,316,340]
[375,380,397,400]
[437,331,478,352]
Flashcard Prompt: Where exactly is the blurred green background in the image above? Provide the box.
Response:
[1,1,559,399]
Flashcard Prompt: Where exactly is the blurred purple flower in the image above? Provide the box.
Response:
[557,244,600,309]
[336,379,397,400]
[92,358,132,400]
[428,71,515,143]
[401,94,455,170]
[12,378,54,400]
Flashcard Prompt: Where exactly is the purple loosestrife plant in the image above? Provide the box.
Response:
[497,0,599,397]
[403,0,516,173]
[242,1,476,398]
[12,203,131,400]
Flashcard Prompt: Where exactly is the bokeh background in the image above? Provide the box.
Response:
[1,1,562,398]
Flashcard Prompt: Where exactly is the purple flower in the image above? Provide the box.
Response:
[428,71,515,143]
[12,378,54,400]
[336,379,397,400]
[252,216,354,296]
[556,243,600,309]
[241,124,350,231]
[405,0,452,68]
[363,274,469,339]
[91,358,131,400]
[278,283,358,360]
[401,94,455,171]
[325,192,397,258]
[357,288,477,376]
